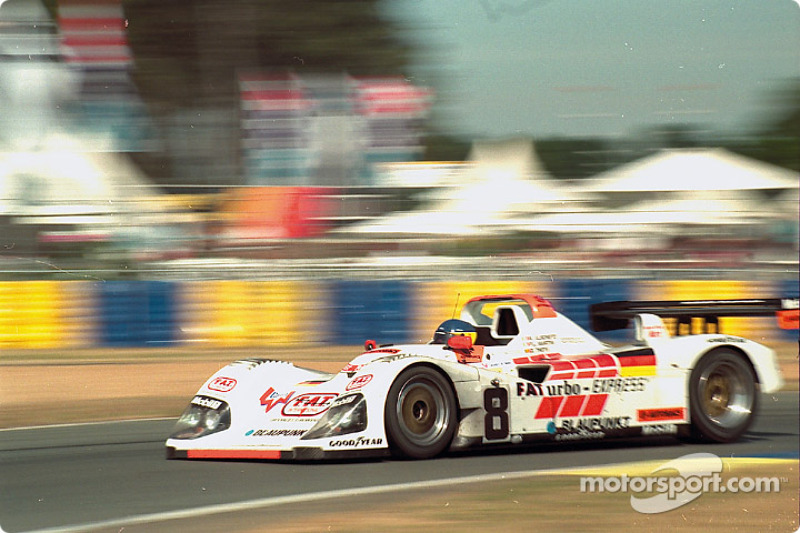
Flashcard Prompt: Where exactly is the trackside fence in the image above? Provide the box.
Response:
[0,279,796,349]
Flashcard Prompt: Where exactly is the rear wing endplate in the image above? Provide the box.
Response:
[590,298,799,333]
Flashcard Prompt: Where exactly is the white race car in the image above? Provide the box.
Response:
[166,294,796,461]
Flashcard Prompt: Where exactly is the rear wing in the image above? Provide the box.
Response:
[590,298,799,333]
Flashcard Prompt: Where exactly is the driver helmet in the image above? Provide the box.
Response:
[432,319,477,345]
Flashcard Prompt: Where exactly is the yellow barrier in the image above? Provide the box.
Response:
[0,281,63,348]
[180,280,323,347]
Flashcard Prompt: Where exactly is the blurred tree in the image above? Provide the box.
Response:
[535,138,620,180]
[729,78,800,172]
[120,0,411,188]
[421,133,471,162]
[123,0,410,111]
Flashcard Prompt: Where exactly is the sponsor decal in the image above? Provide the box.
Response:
[329,436,384,448]
[208,376,237,393]
[517,380,592,397]
[282,393,338,417]
[592,377,649,394]
[637,407,685,422]
[260,387,296,413]
[643,325,666,338]
[245,428,307,437]
[516,381,544,396]
[191,396,222,410]
[548,416,630,441]
[641,423,679,436]
[331,394,361,407]
[562,416,631,432]
[546,381,582,396]
[546,420,601,441]
[346,374,373,391]
[524,334,557,354]
[707,336,747,344]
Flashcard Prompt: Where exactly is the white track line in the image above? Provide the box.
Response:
[20,466,594,533]
[0,418,173,433]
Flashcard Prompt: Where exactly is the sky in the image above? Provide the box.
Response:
[383,0,800,140]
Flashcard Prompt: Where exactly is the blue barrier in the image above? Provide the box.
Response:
[58,278,800,348]
[557,279,634,343]
[97,281,177,347]
[329,280,412,345]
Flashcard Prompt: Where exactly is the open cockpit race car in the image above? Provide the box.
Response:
[166,294,798,461]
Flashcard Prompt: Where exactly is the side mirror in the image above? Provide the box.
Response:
[447,335,473,351]
[364,339,377,351]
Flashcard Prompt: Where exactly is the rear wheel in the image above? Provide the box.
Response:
[688,348,757,443]
[384,366,457,459]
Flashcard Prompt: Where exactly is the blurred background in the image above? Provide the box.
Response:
[0,0,797,348]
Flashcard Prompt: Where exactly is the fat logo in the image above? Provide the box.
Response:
[346,374,373,391]
[208,376,237,393]
[516,382,544,396]
[260,387,295,413]
[282,393,338,417]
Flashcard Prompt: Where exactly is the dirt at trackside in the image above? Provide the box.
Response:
[0,342,796,429]
[0,345,355,428]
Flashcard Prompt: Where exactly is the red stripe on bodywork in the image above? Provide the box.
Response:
[591,354,616,367]
[581,394,608,416]
[597,369,618,378]
[574,358,598,379]
[535,396,564,419]
[187,449,282,460]
[619,355,656,367]
[558,395,587,417]
[548,361,575,380]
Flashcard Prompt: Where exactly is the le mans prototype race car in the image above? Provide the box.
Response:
[166,294,798,461]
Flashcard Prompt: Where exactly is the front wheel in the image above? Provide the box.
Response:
[687,349,757,443]
[384,366,458,459]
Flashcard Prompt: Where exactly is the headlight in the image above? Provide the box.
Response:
[170,396,231,440]
[301,393,367,440]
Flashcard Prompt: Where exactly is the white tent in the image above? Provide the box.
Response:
[495,209,747,235]
[583,148,799,193]
[0,134,160,218]
[336,138,594,237]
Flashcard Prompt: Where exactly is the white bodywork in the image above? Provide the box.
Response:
[166,295,783,460]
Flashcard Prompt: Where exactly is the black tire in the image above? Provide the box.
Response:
[687,348,758,443]
[384,366,458,459]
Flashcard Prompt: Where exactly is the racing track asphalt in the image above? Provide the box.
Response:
[0,391,798,533]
